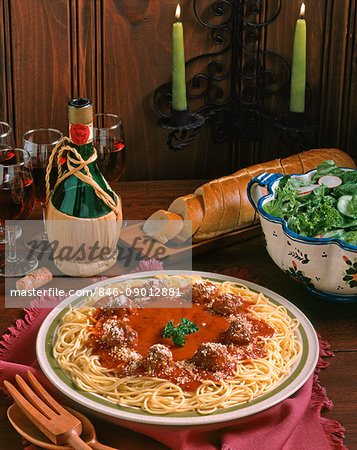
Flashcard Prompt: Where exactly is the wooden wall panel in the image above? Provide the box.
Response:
[318,0,356,160]
[339,0,357,157]
[320,0,351,150]
[76,0,99,105]
[9,0,73,145]
[0,0,356,181]
[234,0,357,167]
[0,0,13,126]
[101,0,232,181]
[253,0,327,164]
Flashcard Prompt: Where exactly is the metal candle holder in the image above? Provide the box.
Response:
[154,0,319,153]
[158,108,205,151]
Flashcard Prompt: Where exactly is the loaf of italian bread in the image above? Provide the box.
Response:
[143,148,356,244]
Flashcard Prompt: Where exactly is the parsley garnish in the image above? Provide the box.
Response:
[161,318,199,347]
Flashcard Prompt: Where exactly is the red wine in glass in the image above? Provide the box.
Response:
[0,148,38,277]
[95,138,126,183]
[93,113,127,227]
[93,113,126,183]
[32,156,66,203]
[0,171,35,220]
[0,125,16,243]
[24,129,64,204]
[22,128,64,253]
[0,149,35,220]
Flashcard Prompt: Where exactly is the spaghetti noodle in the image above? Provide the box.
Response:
[54,275,301,414]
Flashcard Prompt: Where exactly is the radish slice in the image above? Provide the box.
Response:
[318,175,342,188]
[297,185,319,196]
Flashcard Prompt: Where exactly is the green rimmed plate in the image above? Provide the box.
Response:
[36,270,319,427]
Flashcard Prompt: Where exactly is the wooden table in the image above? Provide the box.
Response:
[1,180,356,449]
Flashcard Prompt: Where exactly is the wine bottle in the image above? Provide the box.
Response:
[51,98,115,218]
[46,98,122,277]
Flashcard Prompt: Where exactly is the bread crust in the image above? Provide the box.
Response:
[169,194,204,243]
[297,148,356,172]
[217,176,240,235]
[194,181,223,241]
[280,154,304,175]
[233,170,256,229]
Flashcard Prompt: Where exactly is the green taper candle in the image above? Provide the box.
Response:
[172,4,187,111]
[290,3,306,113]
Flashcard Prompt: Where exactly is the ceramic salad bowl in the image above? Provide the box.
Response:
[248,168,357,302]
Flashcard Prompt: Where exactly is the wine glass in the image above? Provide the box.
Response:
[23,128,64,252]
[93,113,126,183]
[0,121,16,243]
[93,113,126,227]
[0,121,14,146]
[0,147,38,277]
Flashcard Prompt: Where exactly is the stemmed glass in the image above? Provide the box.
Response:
[0,121,16,243]
[93,113,126,227]
[0,147,38,276]
[93,113,126,183]
[23,128,64,252]
[0,121,14,146]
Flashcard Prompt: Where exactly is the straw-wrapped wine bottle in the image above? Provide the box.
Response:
[46,98,122,276]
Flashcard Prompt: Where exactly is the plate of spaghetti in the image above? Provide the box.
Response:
[36,270,319,426]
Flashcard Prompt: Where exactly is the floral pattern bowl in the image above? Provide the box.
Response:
[248,170,357,302]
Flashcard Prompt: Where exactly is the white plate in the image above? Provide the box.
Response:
[36,270,319,427]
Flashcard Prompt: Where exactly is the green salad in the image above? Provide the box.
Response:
[264,160,357,246]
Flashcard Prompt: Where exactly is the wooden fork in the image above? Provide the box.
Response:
[4,370,92,449]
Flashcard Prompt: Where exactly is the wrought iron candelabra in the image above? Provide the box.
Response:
[154,0,318,151]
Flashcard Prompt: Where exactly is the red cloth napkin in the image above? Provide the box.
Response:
[0,265,347,450]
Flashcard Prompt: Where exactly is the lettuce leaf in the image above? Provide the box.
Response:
[264,176,310,219]
[310,160,345,182]
[338,230,357,246]
[334,172,357,196]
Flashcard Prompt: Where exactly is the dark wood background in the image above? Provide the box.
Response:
[0,0,356,181]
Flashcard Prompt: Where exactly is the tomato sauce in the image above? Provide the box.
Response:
[87,280,275,391]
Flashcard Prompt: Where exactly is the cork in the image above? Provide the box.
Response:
[68,98,93,125]
[16,267,52,291]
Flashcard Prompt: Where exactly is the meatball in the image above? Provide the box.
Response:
[102,306,138,319]
[191,280,219,304]
[209,292,243,316]
[144,278,168,293]
[99,317,138,347]
[178,285,193,302]
[106,294,130,308]
[223,317,253,345]
[109,346,141,364]
[192,343,229,372]
[141,344,173,372]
